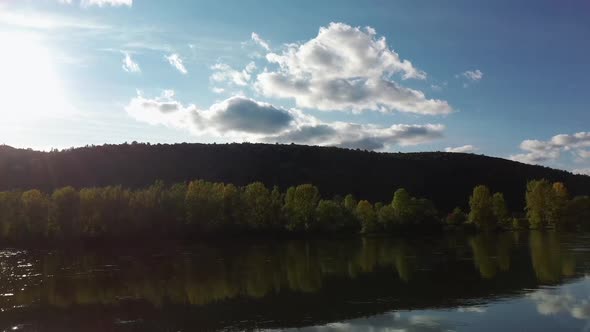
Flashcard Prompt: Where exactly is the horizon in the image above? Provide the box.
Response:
[1,0,589,176]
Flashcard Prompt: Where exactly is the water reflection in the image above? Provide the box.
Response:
[0,231,589,331]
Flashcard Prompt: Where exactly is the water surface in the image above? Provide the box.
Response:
[1,232,590,331]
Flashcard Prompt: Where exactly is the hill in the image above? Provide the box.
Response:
[0,142,588,212]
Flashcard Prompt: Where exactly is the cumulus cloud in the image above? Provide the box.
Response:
[80,0,132,6]
[210,62,256,86]
[127,92,293,136]
[265,123,445,150]
[122,52,140,73]
[126,91,445,150]
[251,32,270,51]
[510,132,590,165]
[254,22,452,115]
[445,145,477,153]
[165,53,187,74]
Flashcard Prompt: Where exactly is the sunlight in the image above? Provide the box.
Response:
[0,32,69,124]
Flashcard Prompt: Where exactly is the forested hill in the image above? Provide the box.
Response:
[1,143,589,212]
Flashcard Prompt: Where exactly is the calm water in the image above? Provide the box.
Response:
[1,232,590,331]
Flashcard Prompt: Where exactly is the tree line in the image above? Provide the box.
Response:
[0,178,589,240]
[2,142,589,214]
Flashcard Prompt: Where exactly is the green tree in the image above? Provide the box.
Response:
[550,182,569,229]
[492,192,509,226]
[525,179,554,229]
[20,189,49,237]
[221,183,240,229]
[161,183,188,232]
[468,185,495,230]
[377,204,397,231]
[0,191,22,239]
[315,200,346,231]
[344,194,357,212]
[242,182,273,230]
[343,194,359,228]
[49,187,80,238]
[392,188,413,226]
[185,180,225,232]
[284,184,320,231]
[356,200,377,233]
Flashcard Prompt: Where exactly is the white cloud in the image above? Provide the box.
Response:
[210,62,256,86]
[212,87,225,94]
[165,53,187,74]
[80,0,132,7]
[126,91,445,150]
[461,69,484,82]
[576,150,590,159]
[122,52,140,73]
[287,312,452,332]
[573,168,590,176]
[251,32,270,51]
[0,11,109,30]
[510,132,590,165]
[457,306,487,313]
[529,289,590,320]
[254,22,452,115]
[445,145,477,153]
[265,122,445,150]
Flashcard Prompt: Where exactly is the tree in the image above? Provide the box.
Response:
[242,182,273,230]
[0,191,22,239]
[20,189,49,237]
[550,182,569,229]
[468,185,495,230]
[269,186,284,226]
[356,200,377,233]
[344,194,357,212]
[525,179,553,229]
[185,180,225,232]
[315,200,346,231]
[378,205,397,231]
[221,183,240,229]
[392,188,413,226]
[563,196,590,230]
[412,198,438,226]
[284,184,320,231]
[161,183,187,233]
[49,187,80,238]
[492,192,509,226]
[446,207,466,226]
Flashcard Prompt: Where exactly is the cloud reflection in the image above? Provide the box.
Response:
[282,312,454,332]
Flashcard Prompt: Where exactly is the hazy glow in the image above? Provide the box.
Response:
[0,32,69,124]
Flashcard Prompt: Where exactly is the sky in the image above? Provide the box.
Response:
[0,0,589,175]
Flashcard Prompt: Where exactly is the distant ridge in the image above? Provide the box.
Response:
[0,142,588,212]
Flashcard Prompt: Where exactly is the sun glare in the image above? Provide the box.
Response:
[0,32,68,124]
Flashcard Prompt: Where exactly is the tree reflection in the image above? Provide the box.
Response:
[0,233,588,331]
[529,231,576,283]
[469,233,512,279]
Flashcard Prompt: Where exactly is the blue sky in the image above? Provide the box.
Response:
[1,0,589,174]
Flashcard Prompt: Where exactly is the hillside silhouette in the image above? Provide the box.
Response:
[1,142,588,212]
